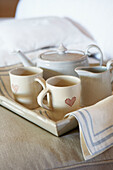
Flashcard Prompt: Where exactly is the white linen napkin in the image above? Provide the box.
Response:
[66,95,113,160]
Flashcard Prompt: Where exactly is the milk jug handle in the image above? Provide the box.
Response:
[85,44,103,66]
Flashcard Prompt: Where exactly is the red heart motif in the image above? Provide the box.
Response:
[65,97,76,107]
[12,84,19,93]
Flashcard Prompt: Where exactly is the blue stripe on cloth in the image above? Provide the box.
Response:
[0,85,4,96]
[71,111,93,154]
[0,69,11,72]
[0,77,12,99]
[78,111,113,146]
[72,110,113,155]
[93,141,113,155]
[0,74,9,76]
[84,109,113,136]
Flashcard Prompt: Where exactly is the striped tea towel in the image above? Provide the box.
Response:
[66,95,113,160]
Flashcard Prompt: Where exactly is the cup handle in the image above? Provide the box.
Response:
[38,87,52,110]
[35,76,46,89]
[85,44,103,66]
[35,76,52,110]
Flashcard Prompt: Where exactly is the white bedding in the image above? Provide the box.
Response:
[0,17,96,67]
[15,0,113,61]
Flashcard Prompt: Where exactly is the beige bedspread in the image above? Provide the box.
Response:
[0,105,113,170]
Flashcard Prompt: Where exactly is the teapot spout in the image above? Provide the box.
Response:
[16,50,35,67]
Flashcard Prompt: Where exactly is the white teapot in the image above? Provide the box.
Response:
[17,44,103,79]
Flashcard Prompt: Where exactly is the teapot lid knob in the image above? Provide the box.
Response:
[57,43,67,54]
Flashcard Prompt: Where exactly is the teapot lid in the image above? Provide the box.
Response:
[39,44,86,63]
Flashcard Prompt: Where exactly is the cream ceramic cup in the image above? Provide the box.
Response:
[36,75,81,116]
[9,67,43,109]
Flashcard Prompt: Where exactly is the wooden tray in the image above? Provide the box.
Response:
[0,64,78,136]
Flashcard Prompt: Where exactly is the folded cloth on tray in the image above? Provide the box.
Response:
[66,95,113,160]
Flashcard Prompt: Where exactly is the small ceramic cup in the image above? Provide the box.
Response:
[9,66,43,109]
[35,75,81,116]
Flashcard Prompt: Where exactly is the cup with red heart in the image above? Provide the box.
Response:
[36,75,81,117]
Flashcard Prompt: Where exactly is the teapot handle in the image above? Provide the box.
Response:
[85,44,103,66]
[106,60,113,84]
[106,59,113,70]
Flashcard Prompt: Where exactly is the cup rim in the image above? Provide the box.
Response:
[46,75,81,88]
[9,66,43,77]
[75,66,108,74]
